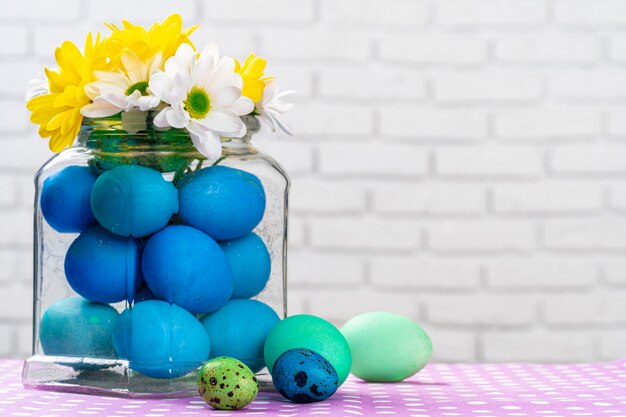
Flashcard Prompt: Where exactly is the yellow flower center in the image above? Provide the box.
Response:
[184,87,210,119]
[125,81,149,96]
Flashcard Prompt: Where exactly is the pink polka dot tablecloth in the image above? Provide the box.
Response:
[2,358,626,417]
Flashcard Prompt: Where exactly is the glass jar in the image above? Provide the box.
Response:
[22,113,289,397]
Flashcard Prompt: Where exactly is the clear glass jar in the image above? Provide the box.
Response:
[22,113,289,397]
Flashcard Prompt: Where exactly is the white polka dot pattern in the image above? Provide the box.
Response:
[4,359,626,416]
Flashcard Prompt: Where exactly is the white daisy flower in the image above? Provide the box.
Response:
[81,52,162,118]
[255,80,295,136]
[149,43,254,160]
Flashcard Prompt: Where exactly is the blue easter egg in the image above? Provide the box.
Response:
[219,233,271,299]
[271,348,339,403]
[178,166,266,240]
[200,299,280,373]
[112,300,210,379]
[64,225,141,303]
[41,166,98,233]
[142,225,233,314]
[90,165,178,237]
[40,296,119,358]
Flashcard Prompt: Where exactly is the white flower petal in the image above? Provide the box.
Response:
[153,108,170,128]
[93,71,131,89]
[255,80,295,136]
[267,109,294,136]
[80,97,121,118]
[165,43,196,75]
[149,52,163,75]
[149,72,174,103]
[203,57,240,92]
[229,96,254,116]
[199,109,244,135]
[188,122,223,160]
[101,90,129,110]
[121,52,146,84]
[137,95,160,111]
[200,42,220,65]
[165,105,189,129]
[191,54,216,87]
[25,77,49,101]
[210,86,240,108]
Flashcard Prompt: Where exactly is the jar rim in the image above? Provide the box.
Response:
[77,112,261,152]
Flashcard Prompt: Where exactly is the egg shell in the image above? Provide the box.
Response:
[39,296,118,358]
[271,348,338,403]
[112,300,210,379]
[197,356,258,410]
[178,166,266,240]
[264,314,352,386]
[142,225,233,314]
[64,225,141,303]
[341,311,432,382]
[40,166,98,233]
[200,299,280,373]
[218,233,271,299]
[90,165,178,237]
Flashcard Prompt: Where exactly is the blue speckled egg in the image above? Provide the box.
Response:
[200,299,280,373]
[90,165,178,237]
[41,166,98,233]
[271,348,339,403]
[142,225,233,314]
[112,300,210,379]
[40,296,118,358]
[178,166,266,240]
[219,233,271,299]
[64,225,141,303]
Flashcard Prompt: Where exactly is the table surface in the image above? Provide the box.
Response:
[1,358,625,417]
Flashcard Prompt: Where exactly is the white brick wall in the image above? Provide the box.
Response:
[1,0,625,363]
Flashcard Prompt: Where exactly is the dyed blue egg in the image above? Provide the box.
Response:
[64,225,141,303]
[272,348,339,403]
[178,166,266,240]
[40,296,119,358]
[142,225,233,314]
[90,165,178,237]
[112,300,210,379]
[41,166,97,233]
[200,299,280,373]
[219,233,271,299]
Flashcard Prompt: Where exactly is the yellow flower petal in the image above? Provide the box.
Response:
[236,53,268,103]
[26,32,106,152]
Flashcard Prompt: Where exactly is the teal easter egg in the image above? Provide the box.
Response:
[142,225,233,314]
[64,225,141,303]
[41,166,98,233]
[200,299,280,372]
[197,357,258,410]
[90,165,178,237]
[264,315,352,386]
[178,166,266,240]
[39,296,118,358]
[341,312,432,382]
[219,233,271,299]
[112,300,210,379]
[271,348,338,403]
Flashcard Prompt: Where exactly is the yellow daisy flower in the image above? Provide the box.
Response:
[235,53,271,103]
[102,14,197,64]
[27,33,108,152]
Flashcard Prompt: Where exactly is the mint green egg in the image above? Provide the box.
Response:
[263,315,352,385]
[341,312,432,382]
